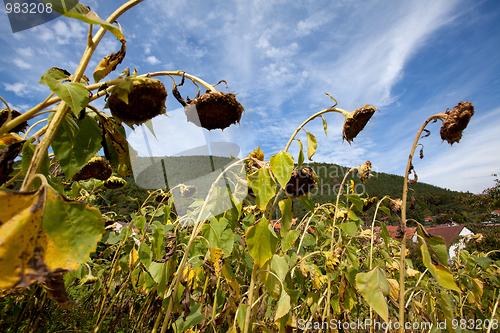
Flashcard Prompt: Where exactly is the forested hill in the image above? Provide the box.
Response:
[105,155,475,225]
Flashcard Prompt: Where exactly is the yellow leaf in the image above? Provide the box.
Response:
[387,278,399,301]
[93,39,126,83]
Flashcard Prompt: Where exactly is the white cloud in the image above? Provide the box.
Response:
[145,55,161,65]
[3,82,29,97]
[13,58,32,69]
[16,47,33,57]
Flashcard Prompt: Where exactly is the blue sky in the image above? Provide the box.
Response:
[1,0,499,194]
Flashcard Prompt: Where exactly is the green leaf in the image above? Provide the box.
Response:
[43,75,89,118]
[201,217,234,257]
[260,255,289,300]
[298,195,315,212]
[138,242,152,268]
[50,114,102,179]
[355,267,390,322]
[379,222,390,247]
[270,151,294,189]
[148,261,168,297]
[416,223,448,266]
[419,241,460,291]
[21,141,50,177]
[247,167,276,211]
[173,303,205,333]
[379,206,391,216]
[275,293,291,320]
[236,304,247,333]
[39,67,70,85]
[278,197,292,237]
[295,139,304,168]
[281,230,300,253]
[346,193,363,212]
[304,130,317,161]
[245,217,278,268]
[320,115,328,136]
[340,222,357,237]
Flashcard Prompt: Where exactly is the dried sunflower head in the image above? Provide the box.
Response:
[440,101,474,145]
[0,109,28,133]
[357,160,372,183]
[184,91,244,130]
[155,191,171,203]
[181,185,197,198]
[107,78,167,128]
[249,146,264,161]
[363,196,378,212]
[284,166,318,198]
[342,105,377,144]
[390,198,403,212]
[103,176,126,189]
[72,157,113,181]
[0,133,23,146]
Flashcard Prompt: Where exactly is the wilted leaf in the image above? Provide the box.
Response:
[295,139,304,168]
[419,242,459,291]
[95,111,133,177]
[0,182,104,290]
[93,39,126,83]
[173,303,205,333]
[304,130,317,161]
[245,217,278,268]
[320,115,328,136]
[355,267,390,322]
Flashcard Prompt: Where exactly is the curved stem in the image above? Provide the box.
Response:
[284,107,349,153]
[20,0,144,191]
[243,262,259,333]
[369,196,391,269]
[398,112,446,332]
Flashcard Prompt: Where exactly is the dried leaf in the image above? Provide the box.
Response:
[93,39,126,83]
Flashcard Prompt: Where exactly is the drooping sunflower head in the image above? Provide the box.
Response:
[440,101,474,145]
[181,185,197,198]
[389,198,403,212]
[284,166,318,198]
[184,91,244,130]
[0,109,28,133]
[107,78,167,128]
[72,156,113,181]
[342,105,377,144]
[357,160,372,183]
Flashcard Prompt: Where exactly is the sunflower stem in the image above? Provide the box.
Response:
[398,113,445,332]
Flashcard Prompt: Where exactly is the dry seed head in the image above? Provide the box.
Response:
[440,101,474,145]
[363,196,377,212]
[182,185,197,198]
[103,176,127,189]
[184,91,244,130]
[357,160,372,183]
[284,166,318,198]
[155,191,171,203]
[108,78,167,127]
[0,109,28,133]
[72,157,113,181]
[390,198,403,212]
[342,105,377,144]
